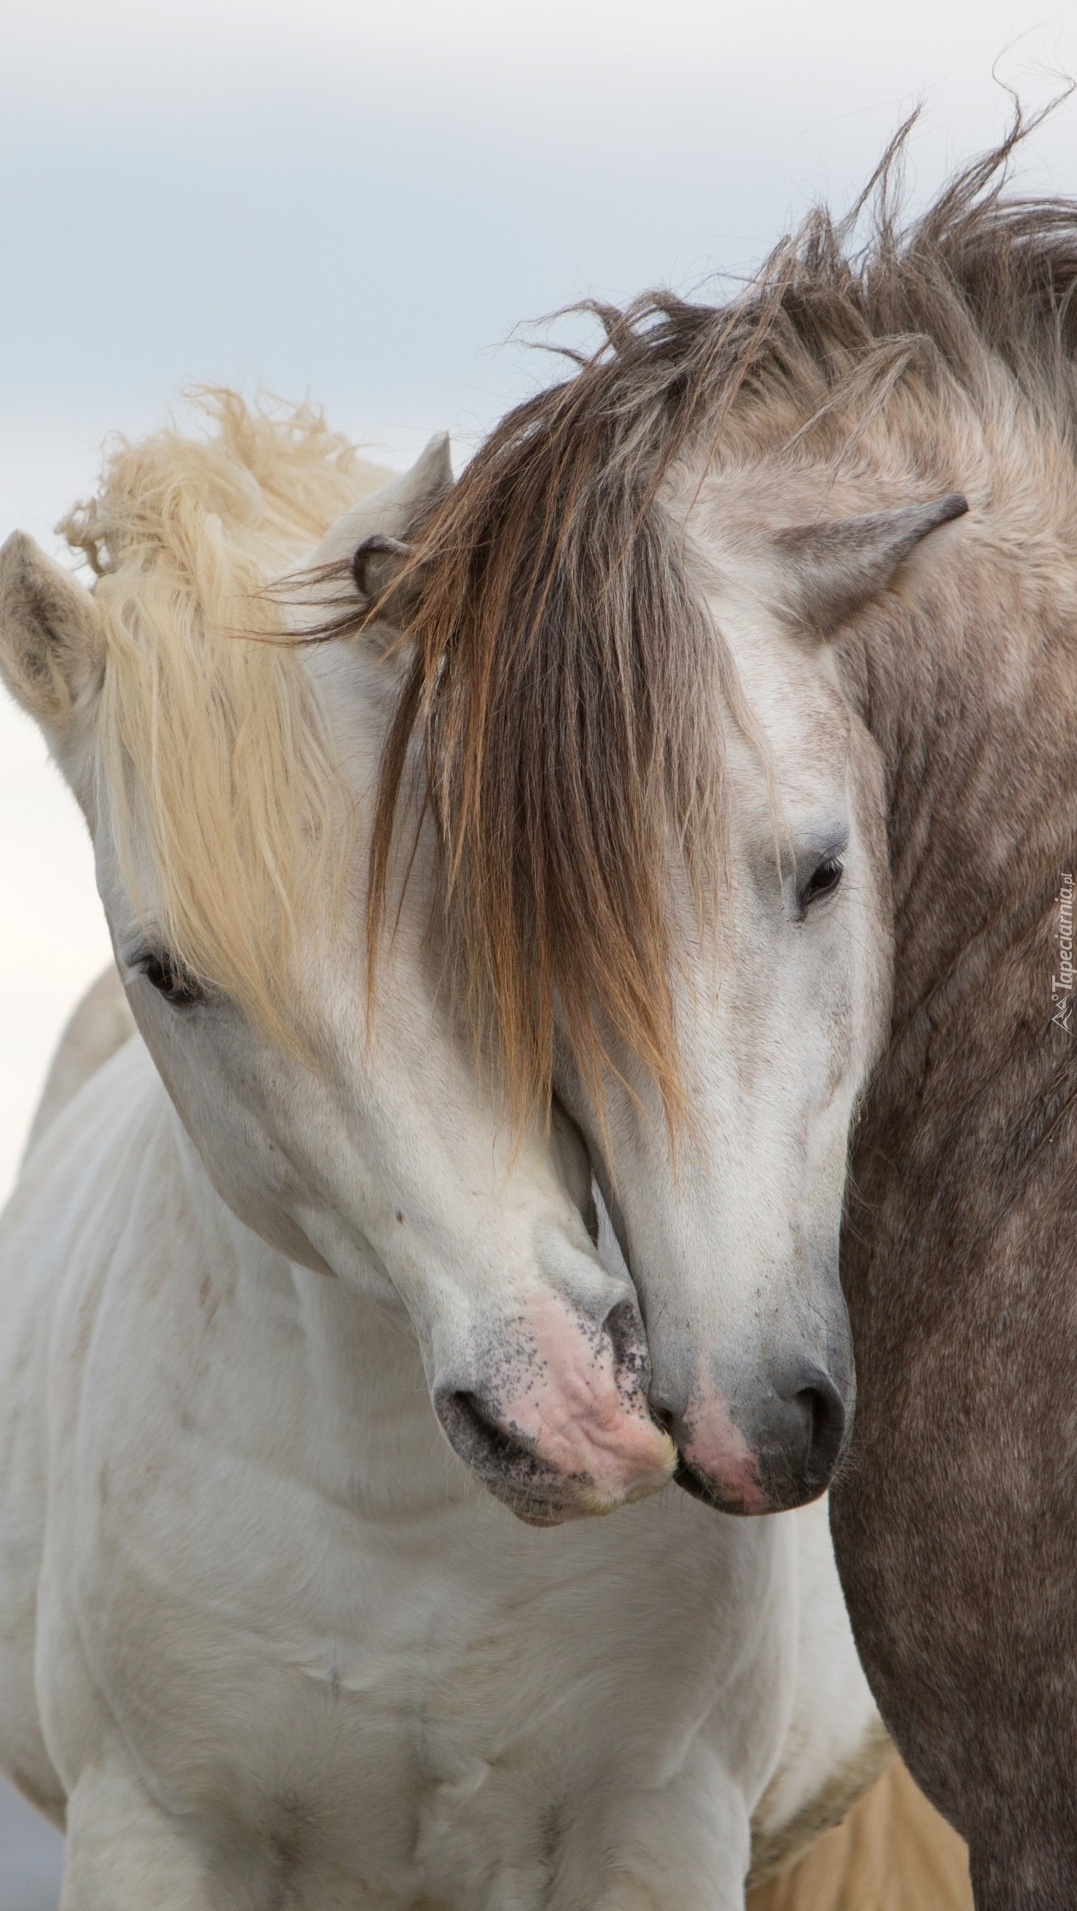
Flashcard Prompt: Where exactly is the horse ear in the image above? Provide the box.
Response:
[773,493,968,636]
[389,431,453,516]
[349,433,453,631]
[298,434,453,652]
[0,532,104,729]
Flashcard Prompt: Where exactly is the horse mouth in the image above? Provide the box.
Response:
[434,1388,594,1522]
[673,1456,756,1515]
[434,1372,675,1523]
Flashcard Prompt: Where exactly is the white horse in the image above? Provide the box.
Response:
[0,396,881,1909]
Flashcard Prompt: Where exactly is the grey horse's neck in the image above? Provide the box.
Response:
[831,488,1077,1890]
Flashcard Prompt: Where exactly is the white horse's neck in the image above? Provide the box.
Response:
[71,1038,472,1522]
[283,1260,472,1519]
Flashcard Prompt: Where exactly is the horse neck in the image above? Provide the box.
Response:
[286,1264,471,1517]
[838,518,1077,1235]
[156,1097,465,1518]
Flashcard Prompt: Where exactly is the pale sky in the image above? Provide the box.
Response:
[3,0,1077,1196]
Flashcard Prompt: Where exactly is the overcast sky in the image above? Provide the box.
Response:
[4,0,1077,1198]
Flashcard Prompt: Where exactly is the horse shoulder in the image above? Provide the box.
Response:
[7,1048,318,1815]
[0,1033,166,1819]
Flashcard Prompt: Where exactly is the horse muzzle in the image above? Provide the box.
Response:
[432,1293,676,1523]
[661,1354,854,1516]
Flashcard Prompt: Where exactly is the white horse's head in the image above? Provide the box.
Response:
[0,399,675,1524]
[353,382,963,1515]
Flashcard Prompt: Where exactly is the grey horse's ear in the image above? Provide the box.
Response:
[350,433,453,620]
[0,531,104,728]
[773,493,968,636]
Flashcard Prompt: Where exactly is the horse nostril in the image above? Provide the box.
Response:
[601,1299,651,1402]
[793,1372,847,1486]
[435,1389,535,1475]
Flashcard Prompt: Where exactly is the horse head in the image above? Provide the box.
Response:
[0,401,676,1526]
[565,481,967,1513]
[355,377,964,1515]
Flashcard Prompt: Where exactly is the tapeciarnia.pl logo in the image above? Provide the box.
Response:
[1052,872,1075,1032]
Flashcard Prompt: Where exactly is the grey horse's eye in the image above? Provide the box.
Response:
[800,857,844,909]
[137,950,205,1007]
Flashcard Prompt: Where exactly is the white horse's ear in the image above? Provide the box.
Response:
[773,493,968,636]
[298,434,454,654]
[349,433,453,618]
[0,532,104,728]
[391,432,452,512]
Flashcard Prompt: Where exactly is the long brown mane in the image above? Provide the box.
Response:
[333,106,1077,1123]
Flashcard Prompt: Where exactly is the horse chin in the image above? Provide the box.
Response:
[495,1472,661,1526]
[674,1457,773,1517]
[503,1493,592,1529]
[673,1450,836,1517]
[458,1440,674,1526]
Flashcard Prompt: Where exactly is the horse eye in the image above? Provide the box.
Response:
[138,951,205,1007]
[801,857,844,909]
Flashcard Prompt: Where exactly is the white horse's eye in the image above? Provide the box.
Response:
[800,857,844,909]
[137,951,205,1007]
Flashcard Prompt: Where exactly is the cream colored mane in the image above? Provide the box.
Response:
[61,391,390,1029]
